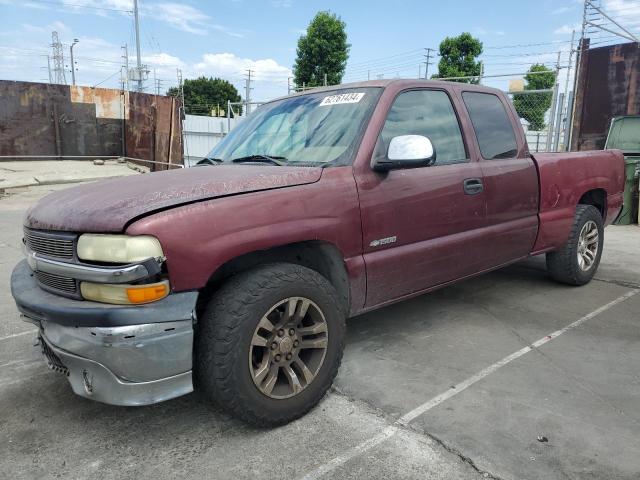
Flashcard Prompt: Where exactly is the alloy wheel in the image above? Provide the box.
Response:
[249,297,328,399]
[577,220,599,271]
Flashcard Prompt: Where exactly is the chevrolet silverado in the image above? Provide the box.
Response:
[11,80,625,426]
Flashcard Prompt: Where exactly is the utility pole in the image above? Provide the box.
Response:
[287,77,292,95]
[324,73,327,86]
[51,31,66,84]
[546,51,562,152]
[133,0,144,91]
[154,68,159,95]
[69,38,79,85]
[478,61,484,84]
[42,55,52,83]
[121,44,129,91]
[245,69,252,116]
[568,0,589,150]
[177,68,185,111]
[424,47,434,79]
[562,30,576,150]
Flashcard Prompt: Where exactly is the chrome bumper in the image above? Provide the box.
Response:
[24,246,162,284]
[39,320,194,406]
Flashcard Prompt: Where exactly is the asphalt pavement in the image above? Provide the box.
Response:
[1,184,639,480]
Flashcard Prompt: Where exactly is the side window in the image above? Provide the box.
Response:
[462,92,518,160]
[376,90,467,166]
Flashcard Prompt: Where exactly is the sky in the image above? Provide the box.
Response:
[1,0,639,101]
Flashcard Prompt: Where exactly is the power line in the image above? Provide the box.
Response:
[346,48,424,68]
[93,69,121,87]
[481,50,564,58]
[484,40,574,49]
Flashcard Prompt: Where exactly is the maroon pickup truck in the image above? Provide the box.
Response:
[11,80,624,426]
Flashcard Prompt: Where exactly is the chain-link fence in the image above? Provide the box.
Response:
[508,89,557,152]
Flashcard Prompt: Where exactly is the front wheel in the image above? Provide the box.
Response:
[546,204,604,286]
[195,263,345,427]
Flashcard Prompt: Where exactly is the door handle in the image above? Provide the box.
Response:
[463,178,484,195]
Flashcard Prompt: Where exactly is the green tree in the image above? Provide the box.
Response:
[512,64,555,131]
[432,32,483,83]
[167,76,242,116]
[293,11,350,88]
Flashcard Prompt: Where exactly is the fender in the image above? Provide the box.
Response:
[125,167,367,311]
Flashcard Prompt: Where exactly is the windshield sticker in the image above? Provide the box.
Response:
[319,92,365,106]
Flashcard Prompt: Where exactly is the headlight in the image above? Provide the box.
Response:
[80,280,169,305]
[77,234,163,263]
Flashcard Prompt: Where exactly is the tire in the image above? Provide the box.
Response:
[546,204,604,286]
[194,263,346,427]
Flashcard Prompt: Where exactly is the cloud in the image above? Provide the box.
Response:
[143,52,185,68]
[151,3,210,35]
[602,0,640,28]
[23,20,70,33]
[6,0,245,36]
[193,52,291,82]
[552,6,573,14]
[554,23,580,35]
[474,27,506,36]
[139,51,292,99]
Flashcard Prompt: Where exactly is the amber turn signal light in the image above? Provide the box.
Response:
[80,280,170,305]
[126,283,169,304]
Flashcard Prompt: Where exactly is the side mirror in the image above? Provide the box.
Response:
[372,135,436,172]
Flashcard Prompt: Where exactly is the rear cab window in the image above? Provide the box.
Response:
[462,92,518,160]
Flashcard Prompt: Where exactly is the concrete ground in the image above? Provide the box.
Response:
[0,160,144,190]
[1,184,639,480]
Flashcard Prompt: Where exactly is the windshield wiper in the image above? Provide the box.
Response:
[196,157,223,166]
[231,154,287,166]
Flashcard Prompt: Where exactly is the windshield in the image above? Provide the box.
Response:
[206,87,381,166]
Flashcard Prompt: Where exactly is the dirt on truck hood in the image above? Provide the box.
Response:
[25,165,323,232]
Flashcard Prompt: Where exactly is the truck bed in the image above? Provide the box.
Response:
[531,149,625,254]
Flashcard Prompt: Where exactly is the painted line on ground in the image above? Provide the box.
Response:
[300,289,639,480]
[0,329,37,342]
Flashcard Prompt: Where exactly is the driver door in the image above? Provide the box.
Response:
[354,88,487,308]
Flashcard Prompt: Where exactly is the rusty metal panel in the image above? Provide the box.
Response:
[573,41,640,151]
[1,80,182,165]
[0,81,60,155]
[125,92,183,171]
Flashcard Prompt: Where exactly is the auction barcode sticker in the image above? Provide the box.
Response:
[319,92,365,106]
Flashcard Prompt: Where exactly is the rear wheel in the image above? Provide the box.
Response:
[195,263,345,427]
[546,205,604,286]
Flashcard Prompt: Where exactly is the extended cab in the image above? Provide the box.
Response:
[11,80,625,426]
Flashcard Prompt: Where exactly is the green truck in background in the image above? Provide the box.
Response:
[606,116,640,225]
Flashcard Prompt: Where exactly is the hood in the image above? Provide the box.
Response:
[25,165,322,232]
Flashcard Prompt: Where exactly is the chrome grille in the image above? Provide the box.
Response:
[24,228,75,259]
[35,271,77,294]
[39,336,69,376]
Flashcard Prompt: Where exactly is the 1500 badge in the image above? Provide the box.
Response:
[369,236,397,247]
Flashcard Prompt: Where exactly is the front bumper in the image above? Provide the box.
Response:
[11,260,198,406]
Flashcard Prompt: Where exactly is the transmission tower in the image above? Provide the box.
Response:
[51,31,67,85]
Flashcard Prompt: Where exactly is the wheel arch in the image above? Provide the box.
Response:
[578,188,607,219]
[196,241,350,317]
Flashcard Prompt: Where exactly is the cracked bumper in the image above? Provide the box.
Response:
[11,259,197,406]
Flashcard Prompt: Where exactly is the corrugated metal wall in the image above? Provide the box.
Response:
[0,80,183,169]
[183,114,244,166]
[572,41,640,151]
